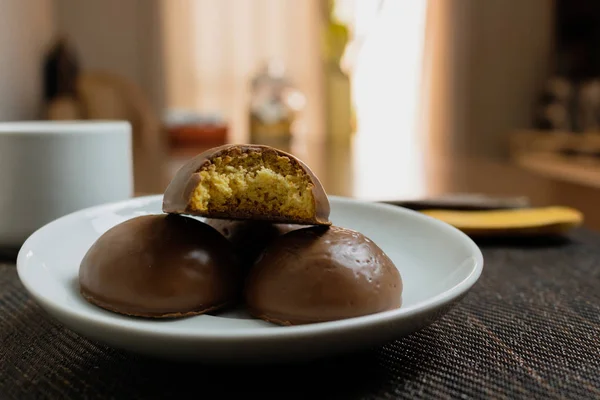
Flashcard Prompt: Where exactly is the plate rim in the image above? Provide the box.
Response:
[16,195,484,341]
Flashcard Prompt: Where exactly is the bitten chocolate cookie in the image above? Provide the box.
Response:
[245,226,402,325]
[162,144,331,225]
[79,214,242,318]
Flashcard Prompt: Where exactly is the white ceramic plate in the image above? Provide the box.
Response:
[17,195,483,364]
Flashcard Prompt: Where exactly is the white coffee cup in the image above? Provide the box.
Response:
[0,121,133,249]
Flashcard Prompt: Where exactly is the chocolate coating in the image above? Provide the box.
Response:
[79,214,242,318]
[245,226,403,325]
[162,144,331,225]
[206,219,300,267]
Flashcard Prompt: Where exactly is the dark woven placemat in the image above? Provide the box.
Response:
[1,230,599,399]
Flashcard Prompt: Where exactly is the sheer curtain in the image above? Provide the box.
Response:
[160,0,325,145]
[159,0,447,198]
[346,0,429,199]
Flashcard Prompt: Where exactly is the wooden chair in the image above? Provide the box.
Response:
[45,70,169,195]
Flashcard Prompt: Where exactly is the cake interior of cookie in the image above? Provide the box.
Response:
[189,150,315,220]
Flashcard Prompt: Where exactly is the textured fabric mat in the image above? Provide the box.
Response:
[1,230,599,399]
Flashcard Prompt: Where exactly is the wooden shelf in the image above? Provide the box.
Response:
[513,153,600,189]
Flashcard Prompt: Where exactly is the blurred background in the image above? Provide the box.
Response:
[3,0,600,229]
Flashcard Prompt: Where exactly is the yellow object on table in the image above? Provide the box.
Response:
[421,206,583,236]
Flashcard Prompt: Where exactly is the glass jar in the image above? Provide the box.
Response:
[248,60,305,152]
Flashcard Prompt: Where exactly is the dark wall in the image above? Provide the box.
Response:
[555,0,600,80]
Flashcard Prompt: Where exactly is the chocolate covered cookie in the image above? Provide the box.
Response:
[79,214,242,318]
[162,144,330,225]
[245,226,402,325]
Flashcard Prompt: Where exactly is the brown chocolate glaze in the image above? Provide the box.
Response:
[79,214,242,318]
[206,219,301,267]
[162,144,331,225]
[245,226,403,325]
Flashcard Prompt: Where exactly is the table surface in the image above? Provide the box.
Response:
[2,227,599,399]
[160,138,600,230]
[162,139,559,204]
